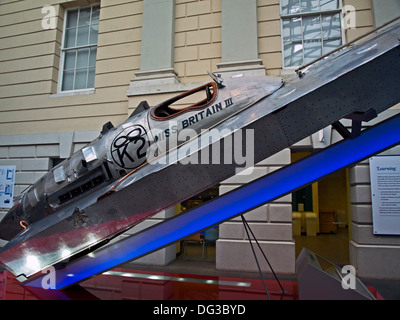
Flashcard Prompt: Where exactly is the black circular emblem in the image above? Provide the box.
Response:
[110,124,150,169]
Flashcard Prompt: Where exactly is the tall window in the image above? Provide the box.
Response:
[60,5,99,92]
[280,0,343,68]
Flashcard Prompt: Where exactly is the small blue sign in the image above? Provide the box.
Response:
[0,166,16,209]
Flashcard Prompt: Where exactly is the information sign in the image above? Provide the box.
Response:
[370,156,400,235]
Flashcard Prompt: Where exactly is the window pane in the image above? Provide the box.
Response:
[91,6,100,23]
[282,18,302,42]
[323,38,341,54]
[61,5,99,92]
[89,48,97,67]
[76,26,90,46]
[75,69,88,89]
[304,39,322,63]
[301,0,319,13]
[320,0,340,11]
[322,13,341,39]
[281,0,289,13]
[62,70,74,91]
[284,42,303,67]
[64,50,76,70]
[65,27,77,47]
[78,7,91,26]
[66,10,78,28]
[281,0,301,15]
[302,15,321,40]
[281,0,343,68]
[89,24,99,45]
[87,68,95,88]
[76,48,89,69]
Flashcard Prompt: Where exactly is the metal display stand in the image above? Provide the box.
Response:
[23,114,400,289]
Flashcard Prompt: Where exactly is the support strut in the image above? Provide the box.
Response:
[241,214,286,299]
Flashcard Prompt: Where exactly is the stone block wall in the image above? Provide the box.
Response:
[216,148,296,276]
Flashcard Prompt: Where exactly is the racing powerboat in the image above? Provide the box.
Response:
[0,73,283,242]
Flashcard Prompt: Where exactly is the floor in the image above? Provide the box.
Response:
[1,253,389,300]
[0,264,297,300]
[142,230,400,300]
[0,230,399,300]
[294,227,350,266]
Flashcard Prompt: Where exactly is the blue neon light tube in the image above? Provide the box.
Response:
[24,114,400,289]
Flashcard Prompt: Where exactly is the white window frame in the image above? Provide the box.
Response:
[280,0,346,70]
[57,4,99,95]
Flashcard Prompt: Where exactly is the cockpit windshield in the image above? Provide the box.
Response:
[151,82,218,119]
